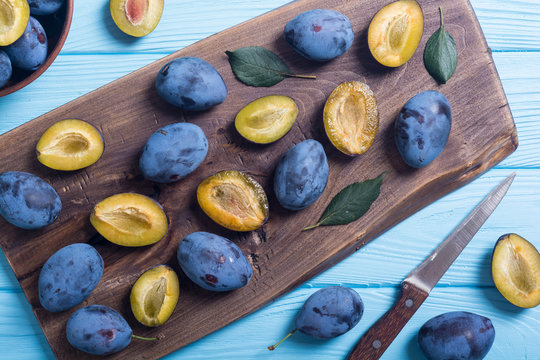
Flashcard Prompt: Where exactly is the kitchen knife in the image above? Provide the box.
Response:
[347,173,516,360]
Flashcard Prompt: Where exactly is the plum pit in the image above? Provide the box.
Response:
[96,207,152,235]
[124,0,146,26]
[143,276,166,319]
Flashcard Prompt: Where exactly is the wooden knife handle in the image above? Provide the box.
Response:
[347,282,429,360]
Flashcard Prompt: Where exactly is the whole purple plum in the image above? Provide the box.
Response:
[28,0,64,15]
[66,305,132,355]
[0,171,61,230]
[394,90,452,168]
[177,232,253,291]
[155,57,227,111]
[5,17,48,71]
[0,51,12,88]
[139,122,208,183]
[418,311,495,360]
[274,139,329,211]
[38,243,103,312]
[296,286,364,339]
[284,9,354,61]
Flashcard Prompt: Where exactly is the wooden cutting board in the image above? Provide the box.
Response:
[0,0,517,358]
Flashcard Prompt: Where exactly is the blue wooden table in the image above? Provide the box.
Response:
[1,1,539,359]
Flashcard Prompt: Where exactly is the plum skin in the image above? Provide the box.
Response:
[140,122,208,183]
[38,243,104,312]
[155,57,227,111]
[0,171,61,230]
[394,90,452,168]
[4,17,48,71]
[296,286,364,339]
[28,0,64,15]
[66,305,132,355]
[418,311,495,360]
[177,232,253,292]
[274,139,329,210]
[0,51,12,88]
[284,9,354,62]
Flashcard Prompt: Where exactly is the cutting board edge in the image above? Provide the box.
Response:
[0,0,521,358]
[152,129,520,357]
[0,0,313,141]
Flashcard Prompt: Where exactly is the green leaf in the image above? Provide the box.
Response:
[303,172,385,231]
[423,7,457,84]
[225,46,316,87]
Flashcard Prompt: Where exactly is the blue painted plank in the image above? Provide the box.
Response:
[471,0,540,51]
[55,0,540,54]
[63,0,290,54]
[0,171,537,358]
[0,1,539,359]
[0,286,537,359]
[1,52,538,167]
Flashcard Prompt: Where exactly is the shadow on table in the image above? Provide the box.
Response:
[478,250,526,315]
[102,2,139,44]
[406,331,425,359]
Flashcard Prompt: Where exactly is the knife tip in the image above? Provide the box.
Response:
[506,172,517,183]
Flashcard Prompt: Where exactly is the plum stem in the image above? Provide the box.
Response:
[302,223,321,231]
[267,329,297,351]
[439,7,444,29]
[132,334,158,341]
[282,73,317,80]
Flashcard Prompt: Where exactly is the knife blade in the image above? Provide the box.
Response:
[347,173,515,360]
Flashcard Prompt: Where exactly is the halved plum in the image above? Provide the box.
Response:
[492,233,540,308]
[324,81,379,156]
[197,170,268,232]
[0,0,29,46]
[36,119,104,171]
[110,0,163,37]
[131,265,179,327]
[90,193,168,247]
[368,0,424,67]
[235,95,298,144]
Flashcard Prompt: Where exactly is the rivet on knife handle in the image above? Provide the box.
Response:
[347,282,428,360]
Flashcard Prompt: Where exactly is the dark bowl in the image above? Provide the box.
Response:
[0,0,74,97]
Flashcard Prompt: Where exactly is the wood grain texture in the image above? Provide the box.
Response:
[2,52,537,166]
[0,0,518,359]
[348,283,428,359]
